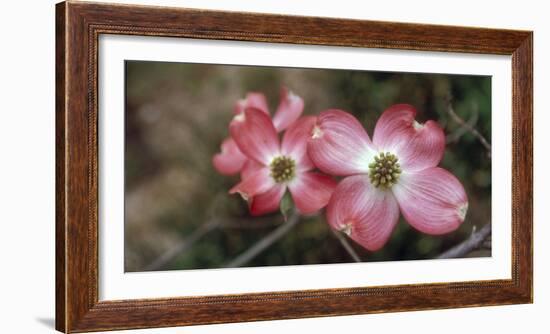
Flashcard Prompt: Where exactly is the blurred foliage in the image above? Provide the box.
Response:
[124,60,491,272]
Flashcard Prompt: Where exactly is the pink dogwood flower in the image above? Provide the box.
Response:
[213,88,304,175]
[229,107,336,216]
[308,104,468,251]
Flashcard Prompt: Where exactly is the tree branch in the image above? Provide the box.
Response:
[446,97,491,158]
[224,212,301,268]
[437,223,492,259]
[331,230,361,262]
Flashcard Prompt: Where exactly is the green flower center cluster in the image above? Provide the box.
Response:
[270,156,296,183]
[368,152,402,188]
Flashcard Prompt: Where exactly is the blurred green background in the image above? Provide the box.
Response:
[124,60,491,272]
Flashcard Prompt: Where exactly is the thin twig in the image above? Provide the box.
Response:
[437,223,492,259]
[144,219,221,271]
[143,193,225,271]
[220,218,281,229]
[446,104,479,144]
[331,230,361,262]
[224,212,301,268]
[446,97,492,158]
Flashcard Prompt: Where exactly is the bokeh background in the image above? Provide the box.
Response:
[124,60,491,272]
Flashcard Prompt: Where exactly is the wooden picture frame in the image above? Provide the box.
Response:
[56,1,533,332]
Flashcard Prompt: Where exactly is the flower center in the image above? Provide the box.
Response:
[368,152,401,188]
[270,156,296,183]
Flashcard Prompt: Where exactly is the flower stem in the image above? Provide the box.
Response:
[332,230,362,262]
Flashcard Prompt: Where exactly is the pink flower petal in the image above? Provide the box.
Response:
[240,159,264,180]
[272,87,304,132]
[212,138,248,175]
[392,167,468,235]
[233,92,269,116]
[307,110,375,176]
[326,175,400,251]
[230,107,280,165]
[281,116,316,171]
[249,184,286,216]
[288,172,337,215]
[372,104,445,172]
[229,167,275,201]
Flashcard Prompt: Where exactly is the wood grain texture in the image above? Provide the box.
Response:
[55,2,67,332]
[55,1,533,332]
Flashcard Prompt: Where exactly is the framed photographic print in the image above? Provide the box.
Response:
[56,1,533,332]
